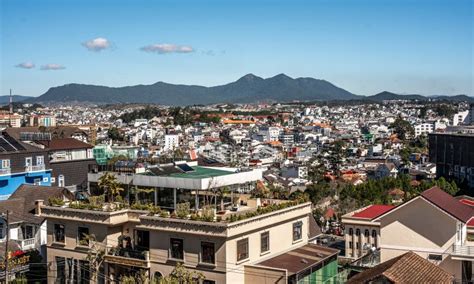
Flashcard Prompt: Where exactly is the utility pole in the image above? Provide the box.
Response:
[3,210,10,283]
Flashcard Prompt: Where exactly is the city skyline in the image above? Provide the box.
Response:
[1,0,473,97]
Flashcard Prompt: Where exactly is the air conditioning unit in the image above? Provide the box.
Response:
[43,177,49,182]
[50,177,56,183]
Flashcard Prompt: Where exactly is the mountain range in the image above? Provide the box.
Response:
[11,74,474,105]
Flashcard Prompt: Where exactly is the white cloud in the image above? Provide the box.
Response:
[40,64,66,70]
[140,43,194,54]
[15,62,35,69]
[82,37,111,52]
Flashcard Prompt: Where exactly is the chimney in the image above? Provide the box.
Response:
[35,199,44,216]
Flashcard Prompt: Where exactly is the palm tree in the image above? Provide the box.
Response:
[98,172,124,203]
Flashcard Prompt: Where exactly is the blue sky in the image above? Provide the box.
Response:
[1,0,472,97]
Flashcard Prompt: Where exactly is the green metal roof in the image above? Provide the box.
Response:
[168,166,232,179]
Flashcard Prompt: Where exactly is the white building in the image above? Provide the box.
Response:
[414,123,434,137]
[164,134,180,152]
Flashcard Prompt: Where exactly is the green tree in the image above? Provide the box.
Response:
[98,172,124,202]
[158,262,204,284]
[108,127,123,141]
[390,116,414,140]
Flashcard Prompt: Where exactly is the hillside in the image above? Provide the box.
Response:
[32,74,358,105]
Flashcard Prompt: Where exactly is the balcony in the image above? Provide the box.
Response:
[19,238,36,250]
[25,164,45,172]
[105,247,150,268]
[452,245,474,259]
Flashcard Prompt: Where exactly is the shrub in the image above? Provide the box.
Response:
[48,197,64,206]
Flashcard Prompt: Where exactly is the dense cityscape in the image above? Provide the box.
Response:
[0,96,472,283]
[2,0,472,283]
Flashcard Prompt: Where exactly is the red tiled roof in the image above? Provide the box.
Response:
[421,186,474,223]
[467,218,474,227]
[352,205,395,220]
[460,199,474,207]
[347,251,453,284]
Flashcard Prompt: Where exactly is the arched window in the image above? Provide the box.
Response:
[372,230,378,247]
[153,272,163,282]
[364,229,369,238]
[356,229,360,236]
[349,228,353,236]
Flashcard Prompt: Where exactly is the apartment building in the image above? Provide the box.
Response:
[40,138,96,190]
[0,132,52,200]
[40,200,337,283]
[344,187,474,283]
[429,132,474,188]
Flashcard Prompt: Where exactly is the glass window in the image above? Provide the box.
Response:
[364,229,369,237]
[1,159,10,169]
[293,221,302,241]
[356,229,360,236]
[201,242,215,264]
[237,238,249,261]
[136,230,150,250]
[349,228,353,236]
[58,175,65,187]
[170,238,184,260]
[54,224,65,243]
[349,241,352,249]
[36,156,44,165]
[79,260,90,284]
[77,227,89,246]
[261,232,270,253]
[203,281,216,284]
[56,257,66,284]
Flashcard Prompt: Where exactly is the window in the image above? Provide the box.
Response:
[56,257,66,284]
[170,238,184,260]
[79,260,90,284]
[349,228,353,236]
[36,155,44,165]
[203,281,216,284]
[261,232,270,253]
[201,242,215,264]
[356,229,360,236]
[293,221,303,242]
[58,175,65,187]
[136,230,150,250]
[428,254,442,261]
[25,157,32,167]
[54,224,65,243]
[356,242,360,249]
[23,225,34,239]
[237,238,249,261]
[77,227,89,246]
[349,241,352,249]
[364,229,369,238]
[1,159,10,169]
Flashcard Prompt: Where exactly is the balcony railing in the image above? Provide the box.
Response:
[0,168,11,176]
[25,164,45,172]
[19,238,36,250]
[105,247,150,268]
[452,245,474,257]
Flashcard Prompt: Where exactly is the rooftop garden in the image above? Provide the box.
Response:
[46,172,309,223]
